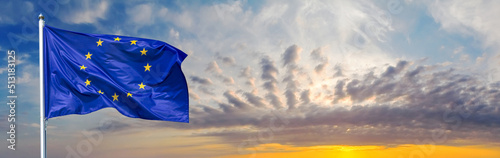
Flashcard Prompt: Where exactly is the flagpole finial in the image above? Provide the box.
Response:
[38,14,44,20]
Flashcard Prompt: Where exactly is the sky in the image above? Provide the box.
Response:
[1,0,500,157]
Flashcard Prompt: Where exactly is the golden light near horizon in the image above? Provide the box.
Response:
[223,143,500,158]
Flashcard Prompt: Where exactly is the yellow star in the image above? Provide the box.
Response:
[80,65,87,70]
[144,63,151,71]
[114,37,121,41]
[140,48,148,56]
[96,39,103,46]
[130,40,137,45]
[138,82,146,89]
[98,90,104,94]
[85,52,92,60]
[112,93,119,101]
[85,79,91,86]
[127,93,133,97]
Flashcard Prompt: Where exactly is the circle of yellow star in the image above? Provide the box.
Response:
[96,39,103,46]
[112,93,119,101]
[127,93,133,97]
[114,37,121,41]
[85,79,91,86]
[98,90,104,94]
[85,52,92,60]
[140,48,148,56]
[144,63,151,71]
[138,82,146,89]
[80,65,87,70]
[130,40,137,45]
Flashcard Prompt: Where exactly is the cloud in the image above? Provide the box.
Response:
[205,61,223,74]
[260,57,279,81]
[381,60,409,78]
[257,56,285,109]
[333,80,347,103]
[426,0,500,47]
[198,86,215,95]
[205,61,234,84]
[221,56,235,65]
[243,92,266,108]
[281,45,305,109]
[300,89,311,104]
[13,64,40,105]
[282,44,302,67]
[333,64,344,77]
[240,67,252,78]
[158,56,500,147]
[189,92,200,100]
[169,28,179,39]
[216,54,236,66]
[240,66,255,87]
[223,90,253,110]
[0,1,34,25]
[425,0,500,81]
[314,63,328,74]
[17,71,33,84]
[265,91,284,109]
[284,90,299,109]
[0,67,6,74]
[310,47,329,74]
[61,0,109,24]
[190,76,213,85]
[127,3,154,25]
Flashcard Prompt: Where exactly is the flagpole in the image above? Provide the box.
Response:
[39,13,46,158]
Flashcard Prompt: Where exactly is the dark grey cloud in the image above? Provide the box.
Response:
[310,47,326,62]
[107,43,500,150]
[259,56,285,109]
[223,91,253,110]
[333,80,346,103]
[244,92,266,108]
[266,92,284,109]
[215,53,236,66]
[381,60,409,78]
[285,90,298,109]
[160,59,500,148]
[198,86,215,95]
[221,76,235,84]
[310,47,329,74]
[300,89,311,104]
[262,81,279,92]
[190,76,213,85]
[333,64,344,77]
[88,119,133,133]
[281,45,306,109]
[260,57,279,81]
[221,56,236,65]
[282,44,302,67]
[314,63,328,74]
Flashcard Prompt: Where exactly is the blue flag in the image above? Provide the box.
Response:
[43,25,189,122]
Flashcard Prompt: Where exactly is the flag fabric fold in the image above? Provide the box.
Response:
[43,25,189,122]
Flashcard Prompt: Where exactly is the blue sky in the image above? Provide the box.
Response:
[1,0,500,158]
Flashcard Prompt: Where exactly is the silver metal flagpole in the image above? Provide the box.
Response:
[39,13,46,158]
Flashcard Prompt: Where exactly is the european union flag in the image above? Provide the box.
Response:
[43,25,189,122]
